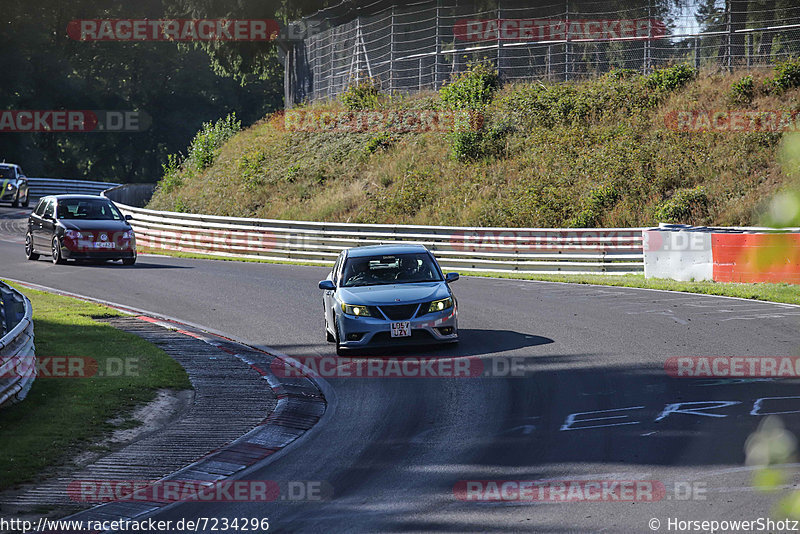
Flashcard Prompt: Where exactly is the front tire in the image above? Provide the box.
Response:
[25,233,39,261]
[51,237,66,265]
[22,190,29,208]
[11,192,19,208]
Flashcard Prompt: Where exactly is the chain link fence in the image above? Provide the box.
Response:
[283,0,800,105]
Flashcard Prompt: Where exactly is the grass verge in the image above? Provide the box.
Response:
[0,283,191,490]
[462,272,800,306]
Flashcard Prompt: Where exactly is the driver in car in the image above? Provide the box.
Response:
[395,256,419,281]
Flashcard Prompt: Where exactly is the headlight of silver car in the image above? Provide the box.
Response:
[341,303,373,317]
[427,297,454,313]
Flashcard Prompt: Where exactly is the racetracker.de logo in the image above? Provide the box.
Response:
[665,356,800,378]
[448,230,642,252]
[67,479,330,503]
[281,110,484,134]
[271,356,529,378]
[67,19,281,41]
[0,356,139,378]
[454,480,666,502]
[0,110,150,133]
[664,110,800,133]
[454,18,666,42]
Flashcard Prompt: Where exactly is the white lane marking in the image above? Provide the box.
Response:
[655,400,741,421]
[561,406,645,431]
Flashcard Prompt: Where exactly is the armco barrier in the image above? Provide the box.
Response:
[27,178,120,201]
[0,282,35,408]
[105,199,645,275]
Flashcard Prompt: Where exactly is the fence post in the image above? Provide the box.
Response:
[645,0,652,73]
[726,0,733,72]
[496,1,504,79]
[565,0,571,81]
[435,0,443,88]
[390,5,396,92]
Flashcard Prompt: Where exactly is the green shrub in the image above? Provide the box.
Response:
[654,186,709,223]
[372,171,434,218]
[568,185,621,227]
[440,63,499,110]
[646,64,697,92]
[158,154,183,194]
[497,75,653,130]
[729,75,755,104]
[186,113,241,171]
[285,164,301,183]
[773,57,800,93]
[448,125,508,162]
[365,132,395,154]
[449,130,484,162]
[340,78,382,110]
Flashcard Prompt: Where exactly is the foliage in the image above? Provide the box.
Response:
[569,185,621,227]
[497,73,654,130]
[365,132,396,154]
[646,64,697,92]
[0,0,279,183]
[773,57,800,93]
[158,154,183,194]
[148,66,800,229]
[654,186,709,223]
[729,75,755,104]
[186,113,241,171]
[340,78,382,111]
[449,125,509,162]
[440,63,500,110]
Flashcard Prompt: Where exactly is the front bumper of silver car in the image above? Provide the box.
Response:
[337,305,458,348]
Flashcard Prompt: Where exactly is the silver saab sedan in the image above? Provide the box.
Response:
[319,244,459,355]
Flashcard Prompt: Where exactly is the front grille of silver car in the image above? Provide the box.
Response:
[378,304,420,321]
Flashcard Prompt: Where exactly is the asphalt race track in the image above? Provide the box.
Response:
[2,205,800,533]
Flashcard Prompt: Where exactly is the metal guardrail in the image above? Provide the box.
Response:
[27,178,120,201]
[108,200,645,275]
[0,282,35,408]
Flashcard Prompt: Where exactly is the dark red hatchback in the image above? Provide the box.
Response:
[26,195,137,265]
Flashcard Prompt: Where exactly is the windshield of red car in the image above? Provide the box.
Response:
[56,199,124,221]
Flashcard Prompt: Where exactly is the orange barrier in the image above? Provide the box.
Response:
[712,233,800,284]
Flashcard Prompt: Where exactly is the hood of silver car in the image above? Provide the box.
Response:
[337,282,450,305]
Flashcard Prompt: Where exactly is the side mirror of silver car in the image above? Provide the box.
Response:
[445,272,460,283]
[319,280,336,290]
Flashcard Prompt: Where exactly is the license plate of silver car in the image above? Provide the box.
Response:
[391,321,411,338]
